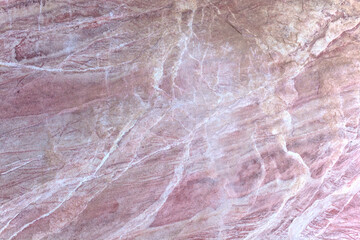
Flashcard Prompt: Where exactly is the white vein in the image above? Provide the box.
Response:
[114,137,193,240]
[0,160,33,175]
[289,175,360,239]
[5,119,137,239]
[0,61,108,73]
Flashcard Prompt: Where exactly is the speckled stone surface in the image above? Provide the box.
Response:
[1,0,360,239]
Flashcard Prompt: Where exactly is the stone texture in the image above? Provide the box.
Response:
[1,0,360,239]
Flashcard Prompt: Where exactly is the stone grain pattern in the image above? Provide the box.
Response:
[0,0,360,239]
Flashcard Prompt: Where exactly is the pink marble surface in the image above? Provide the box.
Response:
[1,0,360,239]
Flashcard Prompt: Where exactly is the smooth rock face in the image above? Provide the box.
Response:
[1,0,360,239]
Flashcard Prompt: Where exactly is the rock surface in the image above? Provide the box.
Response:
[1,0,360,239]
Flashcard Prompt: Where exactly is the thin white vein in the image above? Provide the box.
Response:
[315,190,359,238]
[244,177,306,240]
[0,160,33,175]
[110,133,186,183]
[8,182,83,240]
[289,175,360,239]
[113,137,193,240]
[170,9,195,99]
[0,61,108,73]
[279,133,311,178]
[0,194,43,236]
[5,120,137,239]
[94,119,137,174]
[104,67,110,96]
[249,130,266,211]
